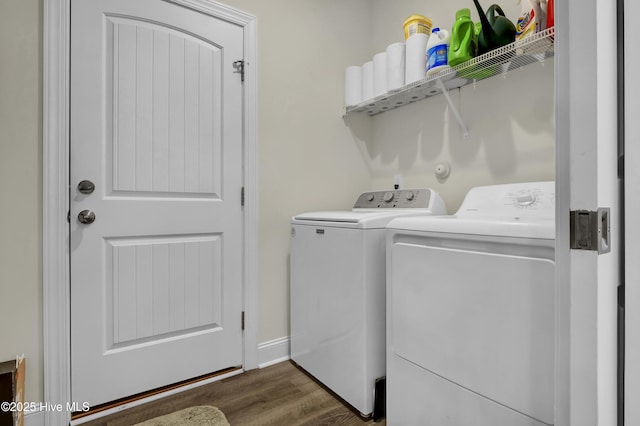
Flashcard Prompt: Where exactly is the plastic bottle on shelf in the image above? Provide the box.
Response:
[403,14,433,40]
[516,0,547,40]
[426,28,451,76]
[448,8,477,67]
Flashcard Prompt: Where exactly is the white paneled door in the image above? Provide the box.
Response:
[70,0,244,406]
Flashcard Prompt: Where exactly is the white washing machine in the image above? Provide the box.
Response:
[386,182,555,426]
[290,189,447,417]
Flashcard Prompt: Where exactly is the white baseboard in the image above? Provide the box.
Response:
[257,336,290,368]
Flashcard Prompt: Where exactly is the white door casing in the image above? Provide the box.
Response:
[556,0,620,424]
[44,0,257,423]
[625,0,640,424]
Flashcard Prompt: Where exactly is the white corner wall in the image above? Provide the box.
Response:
[367,0,555,212]
[0,0,43,403]
[218,0,374,343]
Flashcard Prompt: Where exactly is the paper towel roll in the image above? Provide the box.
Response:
[386,42,405,91]
[373,52,388,97]
[344,66,362,107]
[362,61,374,101]
[405,33,429,84]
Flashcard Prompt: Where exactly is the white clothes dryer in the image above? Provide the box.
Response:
[386,182,555,426]
[290,189,447,417]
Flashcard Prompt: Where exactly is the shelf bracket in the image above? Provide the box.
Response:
[435,78,469,139]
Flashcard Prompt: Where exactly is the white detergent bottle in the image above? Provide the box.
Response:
[426,27,451,76]
[516,0,547,40]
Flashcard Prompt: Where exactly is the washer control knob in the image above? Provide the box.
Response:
[366,193,375,202]
[405,191,415,201]
[383,192,395,203]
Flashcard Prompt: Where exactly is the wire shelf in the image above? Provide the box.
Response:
[345,27,555,117]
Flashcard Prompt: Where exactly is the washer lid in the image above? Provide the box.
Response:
[293,211,377,223]
[291,188,448,229]
[292,209,443,229]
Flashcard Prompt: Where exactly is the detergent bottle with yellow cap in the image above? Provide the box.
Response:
[448,8,477,67]
[403,14,433,39]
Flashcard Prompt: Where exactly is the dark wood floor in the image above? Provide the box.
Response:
[80,361,386,426]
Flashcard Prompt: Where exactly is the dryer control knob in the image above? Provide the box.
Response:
[366,193,375,202]
[405,191,415,201]
[516,194,536,206]
[383,192,395,203]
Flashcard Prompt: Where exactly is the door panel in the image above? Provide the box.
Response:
[106,16,223,196]
[71,0,244,406]
[105,235,223,347]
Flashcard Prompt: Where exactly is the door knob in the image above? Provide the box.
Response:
[78,180,95,194]
[77,210,96,224]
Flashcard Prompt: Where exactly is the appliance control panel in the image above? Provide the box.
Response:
[458,182,554,217]
[504,186,555,211]
[353,189,432,209]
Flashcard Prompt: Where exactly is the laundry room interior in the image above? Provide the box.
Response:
[228,0,554,349]
[235,0,555,360]
[2,0,626,424]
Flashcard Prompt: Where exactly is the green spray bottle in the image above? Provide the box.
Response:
[448,8,477,67]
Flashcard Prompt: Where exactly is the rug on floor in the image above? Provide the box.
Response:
[134,405,230,426]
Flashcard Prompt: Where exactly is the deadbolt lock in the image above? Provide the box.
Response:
[78,180,95,194]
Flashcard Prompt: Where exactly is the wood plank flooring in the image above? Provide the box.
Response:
[80,361,386,426]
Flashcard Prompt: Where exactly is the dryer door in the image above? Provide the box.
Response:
[389,235,555,425]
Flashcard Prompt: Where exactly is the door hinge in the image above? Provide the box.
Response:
[241,186,245,207]
[570,208,611,254]
[241,311,245,331]
[233,60,245,83]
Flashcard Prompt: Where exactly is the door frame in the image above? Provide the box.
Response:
[556,0,621,424]
[624,0,640,423]
[43,1,257,424]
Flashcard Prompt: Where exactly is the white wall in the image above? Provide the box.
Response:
[0,0,43,403]
[362,0,555,212]
[371,0,524,52]
[207,0,374,343]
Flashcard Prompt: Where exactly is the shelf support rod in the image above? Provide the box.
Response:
[435,78,469,138]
